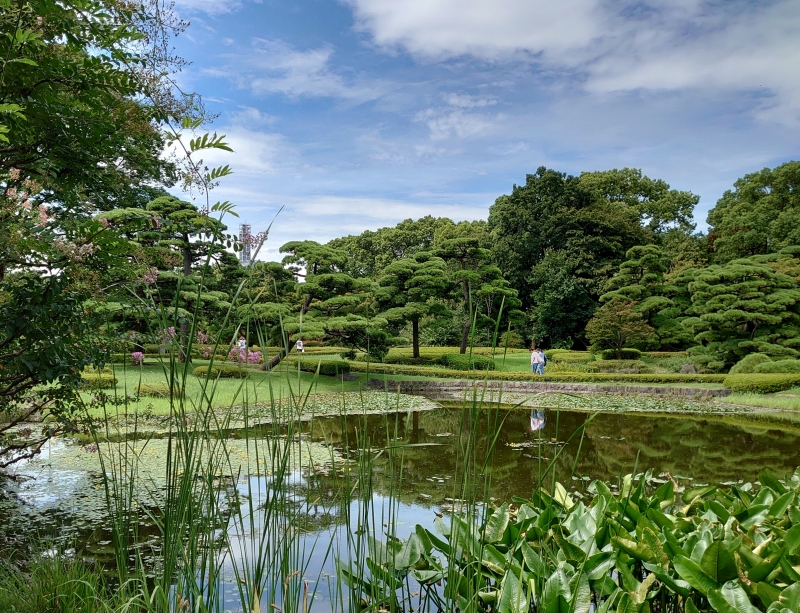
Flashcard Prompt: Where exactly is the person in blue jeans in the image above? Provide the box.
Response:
[530,347,543,374]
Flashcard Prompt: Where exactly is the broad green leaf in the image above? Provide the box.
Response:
[612,536,655,564]
[707,582,760,613]
[748,547,785,583]
[484,503,510,543]
[481,543,508,575]
[541,568,571,613]
[498,570,528,613]
[643,562,691,597]
[673,554,721,596]
[572,573,591,613]
[757,582,782,608]
[701,541,738,583]
[768,582,800,613]
[784,524,800,555]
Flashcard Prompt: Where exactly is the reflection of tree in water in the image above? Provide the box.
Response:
[304,408,800,506]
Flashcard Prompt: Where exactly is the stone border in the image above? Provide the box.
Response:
[367,378,730,399]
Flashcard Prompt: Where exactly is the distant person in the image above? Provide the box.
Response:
[530,409,546,432]
[296,339,305,353]
[537,349,547,374]
[238,336,247,351]
[530,347,543,374]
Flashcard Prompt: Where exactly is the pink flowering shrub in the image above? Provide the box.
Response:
[143,267,158,285]
[131,351,144,365]
[228,347,263,364]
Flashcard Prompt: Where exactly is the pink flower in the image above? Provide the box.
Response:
[143,267,158,285]
[37,203,49,224]
[5,187,16,198]
[131,351,144,366]
[196,330,210,344]
[9,168,20,180]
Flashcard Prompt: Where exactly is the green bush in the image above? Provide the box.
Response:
[723,373,800,394]
[142,344,163,353]
[598,348,642,360]
[754,359,800,374]
[544,350,592,363]
[192,365,251,379]
[440,353,496,371]
[586,359,652,373]
[135,382,181,398]
[292,359,351,376]
[643,351,688,359]
[499,330,524,348]
[80,373,117,390]
[729,353,772,374]
[346,360,726,383]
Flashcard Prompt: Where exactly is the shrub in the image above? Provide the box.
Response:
[545,351,593,363]
[440,353,496,371]
[228,347,263,364]
[729,353,772,374]
[499,330,524,348]
[142,344,163,353]
[294,360,351,376]
[643,351,688,359]
[135,382,181,398]
[192,365,251,379]
[598,348,642,360]
[723,374,800,394]
[586,359,652,373]
[80,373,117,390]
[754,359,800,374]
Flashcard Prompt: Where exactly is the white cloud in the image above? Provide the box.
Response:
[173,0,242,16]
[414,108,499,141]
[207,38,391,102]
[345,0,800,122]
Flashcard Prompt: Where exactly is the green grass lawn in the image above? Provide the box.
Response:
[88,361,364,416]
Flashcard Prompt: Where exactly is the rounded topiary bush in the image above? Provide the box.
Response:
[81,373,118,390]
[723,374,800,394]
[729,353,772,374]
[754,359,800,374]
[499,331,524,348]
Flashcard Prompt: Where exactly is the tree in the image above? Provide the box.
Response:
[487,167,698,346]
[377,254,449,358]
[683,253,800,371]
[0,0,186,212]
[585,298,656,359]
[328,216,458,278]
[707,161,800,262]
[600,245,694,349]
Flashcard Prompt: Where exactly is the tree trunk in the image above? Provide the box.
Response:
[412,318,420,359]
[267,338,296,370]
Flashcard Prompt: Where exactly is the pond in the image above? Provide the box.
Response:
[3,404,800,610]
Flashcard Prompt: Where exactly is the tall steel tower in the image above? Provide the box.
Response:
[239,223,251,266]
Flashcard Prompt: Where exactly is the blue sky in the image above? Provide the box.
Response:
[170,0,800,262]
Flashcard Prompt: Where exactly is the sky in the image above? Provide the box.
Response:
[169,0,800,262]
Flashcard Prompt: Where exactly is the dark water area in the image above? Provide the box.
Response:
[300,407,800,503]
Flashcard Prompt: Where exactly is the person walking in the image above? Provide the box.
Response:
[530,347,543,374]
[537,348,547,374]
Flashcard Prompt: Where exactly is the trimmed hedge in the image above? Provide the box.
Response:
[598,348,642,360]
[192,365,251,379]
[754,359,800,374]
[293,359,351,376]
[81,373,118,390]
[585,359,652,374]
[544,350,593,363]
[135,382,181,398]
[440,353,496,371]
[643,351,688,359]
[723,373,800,394]
[346,360,726,384]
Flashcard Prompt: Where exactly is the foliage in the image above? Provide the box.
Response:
[378,253,450,358]
[290,359,351,377]
[586,298,656,358]
[544,350,594,363]
[598,348,643,360]
[722,373,800,394]
[754,360,800,374]
[585,359,653,373]
[80,373,118,390]
[684,255,800,370]
[192,365,251,379]
[136,382,181,398]
[361,467,800,613]
[499,330,524,348]
[601,245,694,349]
[730,354,774,374]
[708,161,800,262]
[0,0,183,211]
[440,353,496,371]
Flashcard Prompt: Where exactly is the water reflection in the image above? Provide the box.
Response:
[530,409,546,432]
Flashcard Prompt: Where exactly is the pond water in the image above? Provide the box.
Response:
[3,405,800,609]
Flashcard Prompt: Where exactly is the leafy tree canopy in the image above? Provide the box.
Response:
[707,161,800,262]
